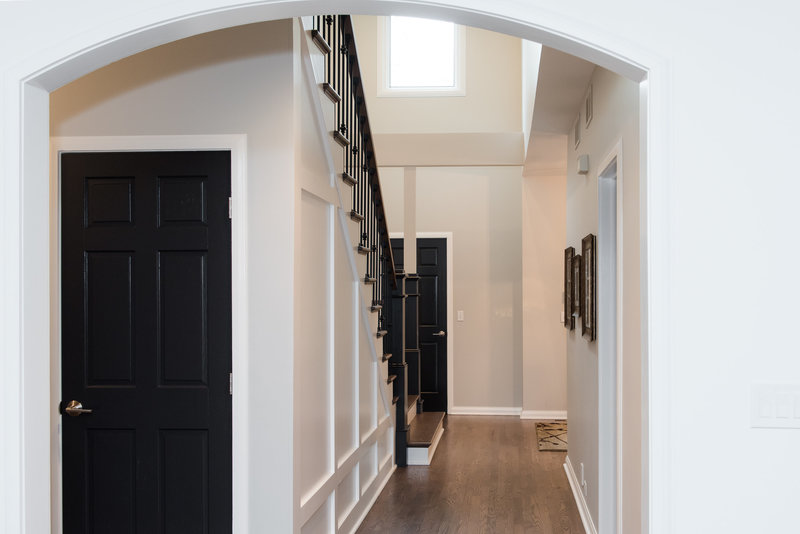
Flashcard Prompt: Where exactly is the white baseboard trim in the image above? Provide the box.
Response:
[520,410,568,420]
[564,456,597,534]
[346,463,396,534]
[449,406,522,416]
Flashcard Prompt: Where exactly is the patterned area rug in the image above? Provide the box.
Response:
[536,421,568,451]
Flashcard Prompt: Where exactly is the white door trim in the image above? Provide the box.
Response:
[389,231,454,413]
[49,135,248,534]
[596,139,624,534]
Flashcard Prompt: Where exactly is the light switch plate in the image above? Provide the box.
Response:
[751,384,800,429]
[457,310,464,322]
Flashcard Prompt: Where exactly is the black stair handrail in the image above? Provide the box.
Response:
[313,15,398,299]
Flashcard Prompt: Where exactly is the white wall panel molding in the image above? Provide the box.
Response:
[299,416,393,526]
[339,458,396,534]
[296,22,396,533]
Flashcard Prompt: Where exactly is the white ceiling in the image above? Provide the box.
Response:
[531,46,596,134]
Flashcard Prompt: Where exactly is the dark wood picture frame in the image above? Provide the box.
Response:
[564,247,575,330]
[582,233,596,340]
[572,253,582,318]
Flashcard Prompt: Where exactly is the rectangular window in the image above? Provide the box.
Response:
[378,16,466,97]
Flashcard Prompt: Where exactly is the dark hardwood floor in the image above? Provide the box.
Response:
[357,415,583,534]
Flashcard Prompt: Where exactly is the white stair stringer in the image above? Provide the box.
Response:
[301,17,393,426]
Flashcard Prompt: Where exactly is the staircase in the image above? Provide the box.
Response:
[309,14,445,469]
[389,272,446,465]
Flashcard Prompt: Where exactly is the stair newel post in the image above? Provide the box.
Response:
[389,272,409,466]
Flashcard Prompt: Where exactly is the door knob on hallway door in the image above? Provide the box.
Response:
[433,331,446,337]
[62,400,93,417]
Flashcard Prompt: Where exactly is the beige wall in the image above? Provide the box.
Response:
[352,15,524,166]
[357,14,529,411]
[382,166,523,410]
[351,15,521,134]
[521,134,568,416]
[565,66,640,529]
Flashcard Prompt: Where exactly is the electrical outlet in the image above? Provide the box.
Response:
[751,384,800,429]
[579,462,587,496]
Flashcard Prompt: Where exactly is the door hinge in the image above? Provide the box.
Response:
[228,197,232,219]
[229,372,233,396]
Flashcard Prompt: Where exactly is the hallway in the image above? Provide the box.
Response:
[357,416,583,533]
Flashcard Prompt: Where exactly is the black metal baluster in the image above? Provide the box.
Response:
[334,17,339,137]
[326,16,332,86]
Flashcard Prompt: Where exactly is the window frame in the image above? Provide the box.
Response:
[377,16,467,98]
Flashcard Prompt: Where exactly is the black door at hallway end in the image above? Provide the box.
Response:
[60,151,232,534]
[417,238,448,412]
[391,237,448,413]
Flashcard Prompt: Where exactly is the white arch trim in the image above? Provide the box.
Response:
[0,1,672,533]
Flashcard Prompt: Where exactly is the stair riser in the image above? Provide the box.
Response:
[407,424,445,466]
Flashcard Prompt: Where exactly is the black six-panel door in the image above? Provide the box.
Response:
[390,237,448,412]
[417,238,448,412]
[60,151,232,534]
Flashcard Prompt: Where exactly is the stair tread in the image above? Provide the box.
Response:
[341,171,356,186]
[392,395,400,405]
[407,394,419,409]
[407,411,445,447]
[311,30,331,55]
[322,82,341,104]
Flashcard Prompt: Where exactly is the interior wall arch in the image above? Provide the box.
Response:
[0,1,670,533]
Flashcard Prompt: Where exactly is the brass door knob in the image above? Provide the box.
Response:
[63,400,93,417]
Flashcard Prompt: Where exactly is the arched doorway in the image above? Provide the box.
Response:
[1,2,670,533]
